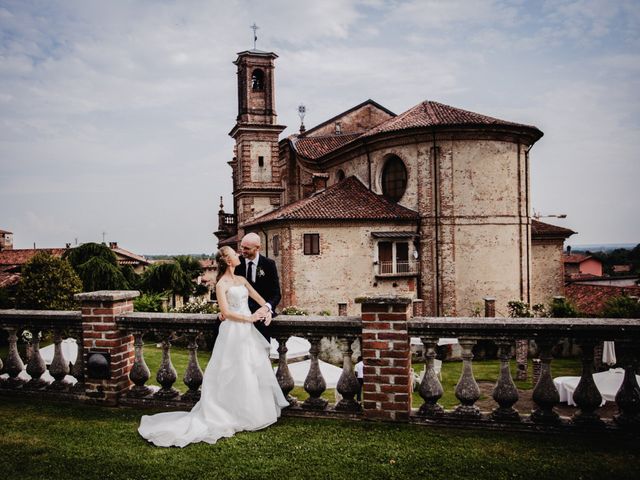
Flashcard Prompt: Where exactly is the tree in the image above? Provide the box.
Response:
[64,242,130,291]
[16,252,82,310]
[140,262,191,305]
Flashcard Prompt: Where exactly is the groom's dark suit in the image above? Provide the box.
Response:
[234,254,281,342]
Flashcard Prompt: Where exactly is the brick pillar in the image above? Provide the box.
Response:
[356,296,412,422]
[75,291,139,405]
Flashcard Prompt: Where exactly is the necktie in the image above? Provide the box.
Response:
[247,261,253,283]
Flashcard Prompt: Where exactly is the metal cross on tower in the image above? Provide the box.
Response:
[250,22,259,49]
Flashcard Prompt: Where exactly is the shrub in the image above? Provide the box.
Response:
[16,252,82,310]
[317,310,331,316]
[601,295,640,318]
[133,292,167,312]
[550,297,580,318]
[170,300,219,314]
[281,305,308,315]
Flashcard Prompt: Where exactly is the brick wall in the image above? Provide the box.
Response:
[76,291,138,405]
[358,296,412,422]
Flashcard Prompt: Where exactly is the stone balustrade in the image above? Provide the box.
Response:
[2,292,640,434]
[408,314,640,430]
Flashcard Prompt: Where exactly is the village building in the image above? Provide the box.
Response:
[0,232,149,291]
[215,49,574,315]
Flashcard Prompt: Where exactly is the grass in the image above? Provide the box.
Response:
[1,396,638,480]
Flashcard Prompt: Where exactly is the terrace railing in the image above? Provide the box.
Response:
[1,292,639,433]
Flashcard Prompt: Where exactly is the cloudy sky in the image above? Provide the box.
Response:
[1,0,638,254]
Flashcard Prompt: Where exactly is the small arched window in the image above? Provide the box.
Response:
[381,155,407,202]
[336,169,345,181]
[251,69,265,91]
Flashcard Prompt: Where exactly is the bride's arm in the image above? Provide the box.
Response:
[242,278,272,325]
[216,282,257,323]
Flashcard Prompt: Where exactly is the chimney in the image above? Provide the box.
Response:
[109,242,118,249]
[312,173,329,193]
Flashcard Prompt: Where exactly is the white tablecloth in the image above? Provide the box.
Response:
[553,368,639,406]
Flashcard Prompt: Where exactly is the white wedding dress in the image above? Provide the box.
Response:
[138,285,289,447]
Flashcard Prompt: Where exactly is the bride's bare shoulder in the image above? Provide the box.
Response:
[216,278,230,290]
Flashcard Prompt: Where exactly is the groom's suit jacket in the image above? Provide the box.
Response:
[234,254,281,341]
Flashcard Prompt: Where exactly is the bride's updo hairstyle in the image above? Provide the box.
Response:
[215,246,234,283]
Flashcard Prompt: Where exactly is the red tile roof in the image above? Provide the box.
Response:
[565,284,640,316]
[0,248,67,266]
[363,101,542,138]
[531,220,576,239]
[111,246,150,266]
[0,266,20,288]
[244,176,419,227]
[291,99,543,161]
[0,229,13,234]
[563,254,593,264]
[293,133,362,160]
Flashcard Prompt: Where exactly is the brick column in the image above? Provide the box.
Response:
[356,296,412,422]
[75,291,139,405]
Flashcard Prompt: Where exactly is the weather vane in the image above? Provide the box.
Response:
[251,22,259,49]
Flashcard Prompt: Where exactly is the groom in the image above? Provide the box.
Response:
[234,232,281,342]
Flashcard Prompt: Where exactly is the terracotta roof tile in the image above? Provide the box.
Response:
[293,133,362,160]
[565,284,640,316]
[0,229,13,234]
[244,176,419,227]
[291,99,543,161]
[363,100,542,138]
[111,247,150,266]
[0,248,67,266]
[563,254,593,264]
[531,219,576,238]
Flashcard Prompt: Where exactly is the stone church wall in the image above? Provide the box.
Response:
[531,239,565,306]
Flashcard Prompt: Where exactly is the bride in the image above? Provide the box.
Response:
[138,246,289,447]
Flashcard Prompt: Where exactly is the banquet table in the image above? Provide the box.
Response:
[553,368,640,406]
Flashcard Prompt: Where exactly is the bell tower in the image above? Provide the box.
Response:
[228,49,286,228]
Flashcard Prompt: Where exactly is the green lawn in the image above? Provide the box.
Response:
[1,396,638,480]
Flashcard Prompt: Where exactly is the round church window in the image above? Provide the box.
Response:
[381,155,407,202]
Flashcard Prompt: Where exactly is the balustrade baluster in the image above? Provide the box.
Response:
[572,341,604,425]
[275,335,297,406]
[335,336,361,412]
[531,340,560,424]
[491,341,520,421]
[453,339,481,418]
[70,333,86,393]
[25,329,47,390]
[303,336,328,410]
[154,334,179,399]
[182,333,203,401]
[2,328,25,388]
[48,330,71,390]
[418,337,444,417]
[129,332,152,398]
[614,342,640,427]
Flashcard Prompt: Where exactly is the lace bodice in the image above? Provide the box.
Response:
[226,285,250,315]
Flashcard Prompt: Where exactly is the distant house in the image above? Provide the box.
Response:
[0,247,68,290]
[563,252,603,279]
[0,229,13,251]
[613,264,633,274]
[565,283,640,316]
[0,235,149,290]
[198,258,217,300]
[108,242,150,274]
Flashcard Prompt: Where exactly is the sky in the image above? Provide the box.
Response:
[1,0,638,254]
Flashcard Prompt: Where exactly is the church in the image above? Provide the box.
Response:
[215,48,574,316]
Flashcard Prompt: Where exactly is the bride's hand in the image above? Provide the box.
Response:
[250,312,262,323]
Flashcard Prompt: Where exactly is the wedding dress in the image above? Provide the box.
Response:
[138,285,289,447]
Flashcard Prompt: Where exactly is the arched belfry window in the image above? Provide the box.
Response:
[336,169,345,181]
[381,155,407,202]
[251,69,265,91]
